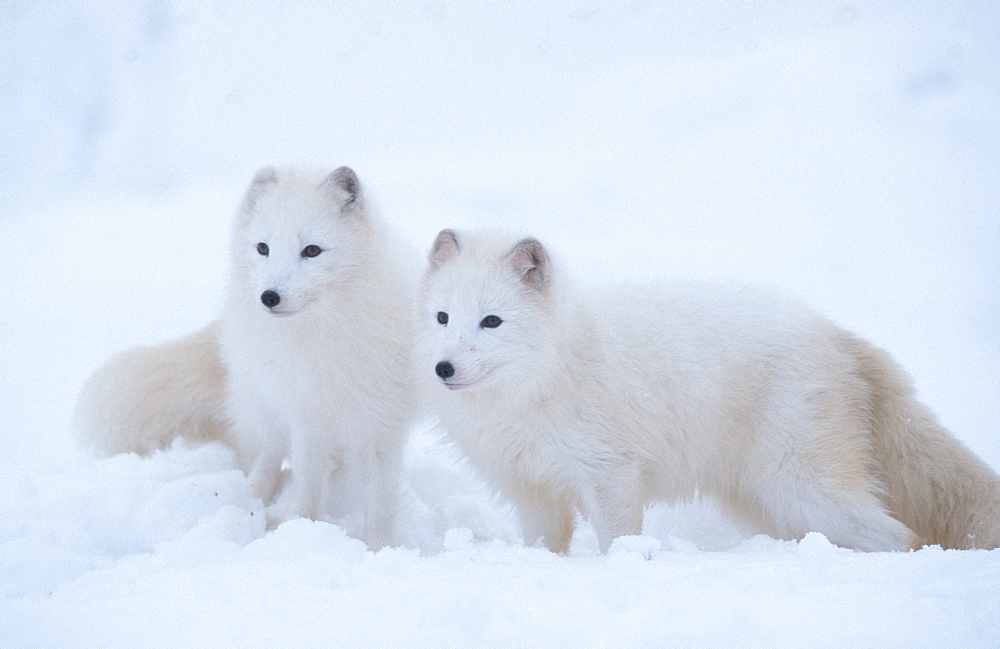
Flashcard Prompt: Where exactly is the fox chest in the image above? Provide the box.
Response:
[450,410,599,497]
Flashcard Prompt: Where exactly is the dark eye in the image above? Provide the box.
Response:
[480,315,502,329]
[301,245,322,258]
[437,312,449,325]
[257,242,269,256]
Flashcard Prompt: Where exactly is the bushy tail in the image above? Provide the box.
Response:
[853,337,1000,549]
[74,322,229,456]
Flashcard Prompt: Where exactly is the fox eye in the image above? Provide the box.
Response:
[480,315,502,329]
[437,312,449,325]
[257,242,269,256]
[301,244,322,258]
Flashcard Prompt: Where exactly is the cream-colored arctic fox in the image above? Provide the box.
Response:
[75,167,415,548]
[418,229,1000,553]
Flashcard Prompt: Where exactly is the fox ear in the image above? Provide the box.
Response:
[251,166,278,186]
[429,229,460,268]
[241,166,279,212]
[324,166,362,209]
[508,237,550,290]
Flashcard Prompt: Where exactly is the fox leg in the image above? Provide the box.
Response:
[516,496,576,554]
[733,425,920,551]
[362,443,402,550]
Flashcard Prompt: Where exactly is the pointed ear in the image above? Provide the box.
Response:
[429,229,460,269]
[241,166,278,212]
[324,166,363,209]
[507,237,550,290]
[251,166,278,186]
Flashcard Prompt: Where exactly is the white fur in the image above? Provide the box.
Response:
[218,167,415,547]
[418,229,1000,553]
[76,167,416,549]
[75,323,227,455]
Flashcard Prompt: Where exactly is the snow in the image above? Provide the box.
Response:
[2,2,999,646]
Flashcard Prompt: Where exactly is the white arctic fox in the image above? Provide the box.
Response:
[75,167,415,548]
[418,229,1000,553]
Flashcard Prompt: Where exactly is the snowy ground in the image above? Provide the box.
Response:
[2,2,999,647]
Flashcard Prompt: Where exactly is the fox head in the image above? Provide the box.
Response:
[231,166,370,317]
[420,229,556,394]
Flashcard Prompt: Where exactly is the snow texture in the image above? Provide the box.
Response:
[2,2,998,647]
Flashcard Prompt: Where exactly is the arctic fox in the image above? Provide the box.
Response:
[418,229,1000,553]
[75,167,415,548]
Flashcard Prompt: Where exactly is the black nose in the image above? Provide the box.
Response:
[435,361,455,380]
[260,290,281,308]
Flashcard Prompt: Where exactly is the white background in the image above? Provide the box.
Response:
[2,2,998,646]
